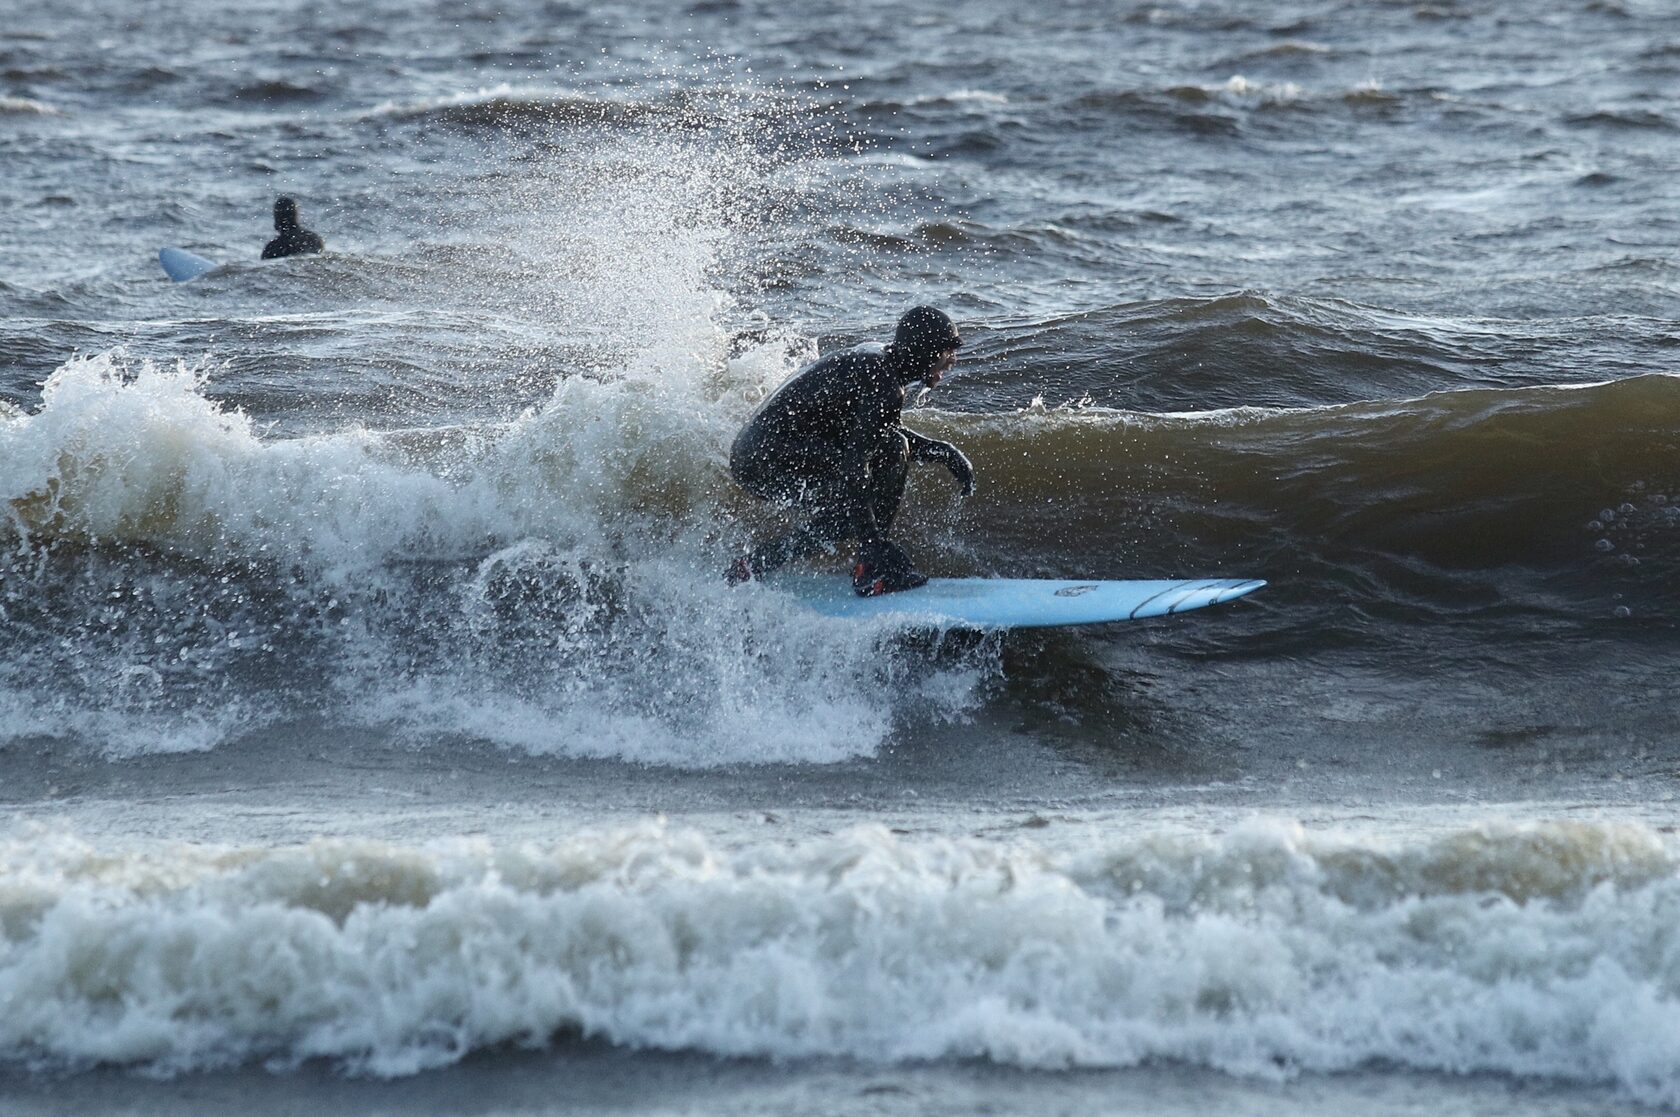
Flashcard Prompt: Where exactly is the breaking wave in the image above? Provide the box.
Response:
[5,819,1679,1108]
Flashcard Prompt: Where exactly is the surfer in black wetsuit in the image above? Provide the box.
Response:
[261,196,324,259]
[727,306,974,596]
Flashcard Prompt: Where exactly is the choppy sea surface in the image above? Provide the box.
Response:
[3,0,1679,1113]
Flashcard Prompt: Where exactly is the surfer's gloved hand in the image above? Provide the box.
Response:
[907,433,975,497]
[853,538,929,597]
[944,444,976,497]
[923,439,975,496]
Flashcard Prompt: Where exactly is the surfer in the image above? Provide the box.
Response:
[261,196,324,259]
[727,305,974,596]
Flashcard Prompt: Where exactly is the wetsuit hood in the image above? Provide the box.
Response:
[273,196,300,231]
[887,306,961,382]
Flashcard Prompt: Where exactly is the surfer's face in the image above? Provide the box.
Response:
[923,348,958,388]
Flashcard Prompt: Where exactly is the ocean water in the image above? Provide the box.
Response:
[2,0,1679,1113]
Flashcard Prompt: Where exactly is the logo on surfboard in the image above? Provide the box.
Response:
[1054,584,1100,597]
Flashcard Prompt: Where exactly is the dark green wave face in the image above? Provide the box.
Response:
[917,372,1680,583]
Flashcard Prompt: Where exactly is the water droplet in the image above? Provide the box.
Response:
[1614,606,1632,618]
[1595,539,1615,552]
[1619,503,1636,514]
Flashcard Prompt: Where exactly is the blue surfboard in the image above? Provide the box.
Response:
[782,576,1265,629]
[159,247,219,282]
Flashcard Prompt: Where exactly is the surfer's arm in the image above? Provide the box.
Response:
[904,429,975,496]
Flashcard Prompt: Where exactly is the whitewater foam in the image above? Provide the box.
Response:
[0,103,971,767]
[4,820,1678,1106]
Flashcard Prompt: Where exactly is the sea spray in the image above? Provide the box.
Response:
[0,346,938,764]
[0,94,985,765]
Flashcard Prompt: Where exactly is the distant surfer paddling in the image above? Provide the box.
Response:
[261,196,324,259]
[727,306,974,596]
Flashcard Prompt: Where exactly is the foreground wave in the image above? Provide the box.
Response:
[3,820,1677,1106]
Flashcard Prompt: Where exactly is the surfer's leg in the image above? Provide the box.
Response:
[850,435,927,594]
[728,479,849,582]
[865,432,911,531]
[741,523,833,577]
[728,438,907,584]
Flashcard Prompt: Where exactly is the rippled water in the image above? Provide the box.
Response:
[3,0,1679,1113]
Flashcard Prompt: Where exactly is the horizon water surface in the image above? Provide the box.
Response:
[3,0,1680,1114]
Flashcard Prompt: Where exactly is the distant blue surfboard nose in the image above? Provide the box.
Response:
[159,247,219,283]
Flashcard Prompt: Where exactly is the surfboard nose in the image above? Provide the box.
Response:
[159,247,219,283]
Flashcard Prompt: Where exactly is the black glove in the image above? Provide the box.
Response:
[908,433,976,497]
[853,538,929,597]
[944,444,976,497]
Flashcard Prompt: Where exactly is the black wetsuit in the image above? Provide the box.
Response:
[730,343,971,577]
[262,204,324,259]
